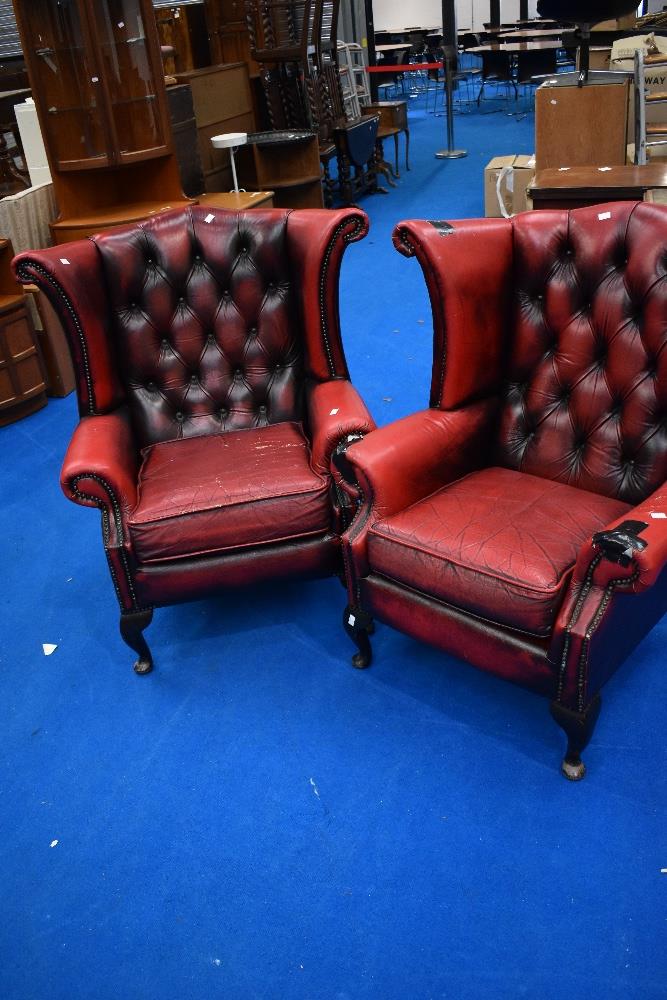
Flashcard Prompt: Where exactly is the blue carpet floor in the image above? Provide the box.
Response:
[1,100,666,1000]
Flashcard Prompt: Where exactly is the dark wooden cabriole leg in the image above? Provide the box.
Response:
[343,605,373,669]
[550,694,602,781]
[120,608,154,675]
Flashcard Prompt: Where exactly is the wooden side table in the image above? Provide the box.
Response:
[365,101,410,177]
[197,191,274,209]
[529,164,667,209]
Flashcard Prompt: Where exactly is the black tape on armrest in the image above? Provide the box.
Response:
[427,220,455,236]
[592,519,649,567]
[332,433,365,485]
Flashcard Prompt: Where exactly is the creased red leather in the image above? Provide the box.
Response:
[392,217,513,409]
[340,402,498,601]
[14,205,370,618]
[569,481,667,592]
[94,207,304,447]
[497,202,667,505]
[550,478,667,708]
[286,209,369,382]
[61,410,139,544]
[349,202,667,719]
[369,466,630,636]
[130,422,331,563]
[134,534,340,606]
[60,410,140,611]
[361,575,554,695]
[13,240,125,416]
[306,378,376,476]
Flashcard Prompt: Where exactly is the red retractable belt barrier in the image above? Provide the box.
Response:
[366,62,441,73]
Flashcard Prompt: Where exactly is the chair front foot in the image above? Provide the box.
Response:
[550,694,602,781]
[343,605,373,669]
[120,608,154,675]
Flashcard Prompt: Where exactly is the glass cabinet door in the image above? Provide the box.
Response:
[96,0,169,161]
[18,0,110,169]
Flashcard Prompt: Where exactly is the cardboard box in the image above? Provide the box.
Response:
[535,79,629,170]
[484,155,535,217]
[592,15,637,31]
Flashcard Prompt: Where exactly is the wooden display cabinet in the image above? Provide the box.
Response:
[13,0,190,242]
[0,237,47,425]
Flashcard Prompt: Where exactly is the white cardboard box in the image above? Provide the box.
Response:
[484,155,536,217]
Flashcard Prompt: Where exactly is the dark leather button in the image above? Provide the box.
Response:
[175,412,184,421]
[191,374,198,384]
[259,404,267,413]
[162,339,169,348]
[220,408,227,418]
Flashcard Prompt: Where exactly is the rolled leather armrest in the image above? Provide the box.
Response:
[342,400,498,521]
[572,483,667,592]
[61,411,139,545]
[307,379,376,477]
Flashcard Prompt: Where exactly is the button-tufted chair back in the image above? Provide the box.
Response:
[94,207,304,447]
[495,203,667,505]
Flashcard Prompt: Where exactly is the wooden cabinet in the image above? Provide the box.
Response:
[13,0,190,241]
[174,63,255,192]
[205,0,258,74]
[0,237,47,425]
[15,0,171,170]
[237,130,324,209]
[154,2,211,75]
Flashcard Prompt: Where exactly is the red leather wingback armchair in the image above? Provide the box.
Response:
[339,203,667,779]
[14,206,374,674]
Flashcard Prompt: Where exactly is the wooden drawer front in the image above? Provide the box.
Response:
[0,306,46,409]
[190,66,253,125]
[4,308,35,358]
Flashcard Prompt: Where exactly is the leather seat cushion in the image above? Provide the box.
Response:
[368,467,630,636]
[129,422,331,563]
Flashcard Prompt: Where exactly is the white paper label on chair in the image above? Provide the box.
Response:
[598,212,612,221]
[59,258,70,265]
[650,511,667,518]
[598,166,612,172]
[348,614,356,626]
[329,408,339,415]
[204,213,215,224]
[550,99,557,105]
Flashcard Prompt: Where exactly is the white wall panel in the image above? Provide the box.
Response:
[373,1,490,32]
[501,0,520,24]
